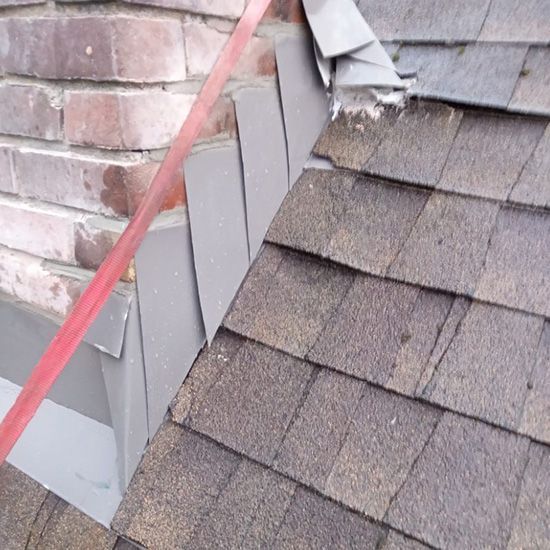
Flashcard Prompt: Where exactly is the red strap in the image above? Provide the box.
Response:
[0,0,273,464]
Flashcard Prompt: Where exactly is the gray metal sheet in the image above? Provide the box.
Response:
[276,34,330,187]
[336,57,404,88]
[349,40,396,70]
[185,144,250,343]
[135,212,206,434]
[303,0,375,58]
[101,297,149,489]
[0,294,112,426]
[235,87,289,259]
[314,41,332,88]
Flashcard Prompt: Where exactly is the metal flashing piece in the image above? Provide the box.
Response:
[100,297,148,490]
[235,87,289,258]
[336,57,405,88]
[0,376,122,527]
[314,41,332,88]
[302,0,375,58]
[135,212,206,434]
[185,143,250,343]
[349,39,396,70]
[276,34,331,187]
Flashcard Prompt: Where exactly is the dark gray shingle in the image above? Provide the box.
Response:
[324,387,441,520]
[508,443,550,549]
[225,245,354,357]
[509,123,550,208]
[325,179,429,275]
[388,192,500,296]
[273,369,364,490]
[185,338,313,464]
[383,531,431,550]
[479,0,550,43]
[357,0,490,42]
[386,413,530,549]
[395,43,528,109]
[509,47,550,115]
[438,113,546,200]
[423,302,544,429]
[273,487,385,549]
[475,206,550,316]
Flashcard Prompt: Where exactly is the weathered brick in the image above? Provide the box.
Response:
[121,0,245,18]
[12,148,166,216]
[0,195,80,264]
[0,147,14,194]
[0,245,82,317]
[64,90,195,149]
[198,95,237,141]
[263,0,306,23]
[0,85,61,140]
[184,22,275,78]
[0,0,44,6]
[0,16,186,82]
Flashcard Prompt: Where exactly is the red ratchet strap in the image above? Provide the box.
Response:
[0,0,273,464]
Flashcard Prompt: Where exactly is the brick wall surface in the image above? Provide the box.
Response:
[0,0,304,316]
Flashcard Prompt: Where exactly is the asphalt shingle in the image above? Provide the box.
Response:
[508,443,550,549]
[113,425,241,550]
[273,487,386,549]
[273,369,364,490]
[423,302,544,429]
[357,0,490,42]
[509,47,550,115]
[389,192,500,296]
[509,123,550,208]
[438,113,546,201]
[479,0,550,42]
[363,102,462,186]
[520,321,550,443]
[308,275,420,384]
[0,463,48,550]
[386,413,530,549]
[395,43,528,109]
[225,245,354,357]
[325,179,429,275]
[267,169,356,256]
[325,387,441,520]
[383,531,430,550]
[475,206,550,316]
[184,337,313,464]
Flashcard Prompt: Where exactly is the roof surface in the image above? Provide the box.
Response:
[3,1,550,548]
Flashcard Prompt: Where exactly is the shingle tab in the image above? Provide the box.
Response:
[438,113,546,200]
[383,531,430,550]
[520,321,550,443]
[423,303,544,429]
[325,386,441,520]
[509,47,550,115]
[363,102,462,186]
[309,275,420,384]
[273,487,385,549]
[509,123,550,208]
[186,338,313,464]
[479,0,550,43]
[395,44,528,109]
[113,424,241,550]
[508,443,550,550]
[389,193,500,295]
[475,206,550,316]
[273,369,364,489]
[325,179,429,275]
[267,169,355,257]
[386,413,530,549]
[357,0,490,41]
[225,245,354,357]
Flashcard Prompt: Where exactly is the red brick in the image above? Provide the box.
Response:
[0,85,62,140]
[0,16,186,82]
[121,0,244,18]
[184,21,276,78]
[198,96,238,141]
[0,147,15,194]
[12,148,162,216]
[64,90,195,149]
[263,0,306,23]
